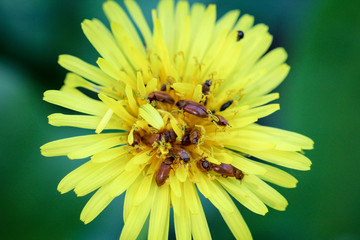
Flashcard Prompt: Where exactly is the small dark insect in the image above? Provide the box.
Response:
[212,163,244,180]
[189,129,201,145]
[131,131,142,146]
[142,133,161,146]
[148,91,175,104]
[197,158,212,172]
[213,114,229,126]
[161,129,177,143]
[202,79,212,95]
[160,84,167,91]
[236,30,244,41]
[155,157,174,186]
[181,128,192,146]
[176,100,209,118]
[170,147,191,162]
[220,100,233,111]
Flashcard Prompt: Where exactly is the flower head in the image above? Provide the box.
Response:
[41,0,313,239]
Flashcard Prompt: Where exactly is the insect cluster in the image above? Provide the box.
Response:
[131,78,241,186]
[131,127,201,186]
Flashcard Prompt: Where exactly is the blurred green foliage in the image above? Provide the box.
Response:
[0,0,359,239]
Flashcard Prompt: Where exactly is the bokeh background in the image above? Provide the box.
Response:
[1,0,359,239]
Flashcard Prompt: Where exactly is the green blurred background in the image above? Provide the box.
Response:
[1,0,359,239]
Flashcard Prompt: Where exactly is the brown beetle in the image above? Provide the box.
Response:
[142,133,161,146]
[176,100,209,118]
[189,128,201,144]
[155,157,174,186]
[161,129,177,143]
[212,163,235,177]
[197,158,212,172]
[212,163,244,180]
[213,114,229,126]
[148,91,175,105]
[181,128,192,146]
[233,167,244,180]
[169,147,191,162]
[131,131,142,146]
[202,80,211,95]
[197,159,244,180]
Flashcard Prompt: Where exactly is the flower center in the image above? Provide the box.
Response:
[128,80,242,186]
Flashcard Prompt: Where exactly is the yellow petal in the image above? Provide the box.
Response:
[91,146,129,163]
[133,174,153,205]
[57,161,98,194]
[75,157,127,196]
[218,199,253,240]
[120,180,155,240]
[41,133,124,157]
[110,165,145,197]
[206,180,234,213]
[95,108,114,134]
[81,19,135,78]
[124,0,152,46]
[244,174,288,211]
[242,149,312,170]
[47,113,123,130]
[43,90,107,116]
[148,185,170,240]
[183,180,200,214]
[139,104,165,130]
[67,135,125,160]
[171,184,192,240]
[98,93,135,127]
[103,0,145,54]
[80,184,114,224]
[125,84,139,116]
[189,181,211,240]
[253,161,298,188]
[169,172,182,198]
[218,177,268,215]
[58,55,115,86]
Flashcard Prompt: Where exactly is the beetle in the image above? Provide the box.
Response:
[189,128,201,144]
[155,157,174,186]
[213,114,229,126]
[212,163,244,180]
[212,163,234,177]
[202,79,212,95]
[142,133,161,146]
[176,100,209,118]
[131,131,142,146]
[161,129,177,143]
[169,147,191,162]
[148,91,175,105]
[236,30,244,41]
[220,100,233,112]
[197,159,244,180]
[181,128,192,146]
[233,167,244,180]
[197,158,212,172]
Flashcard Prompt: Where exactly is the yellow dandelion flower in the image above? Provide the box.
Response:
[41,0,314,239]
